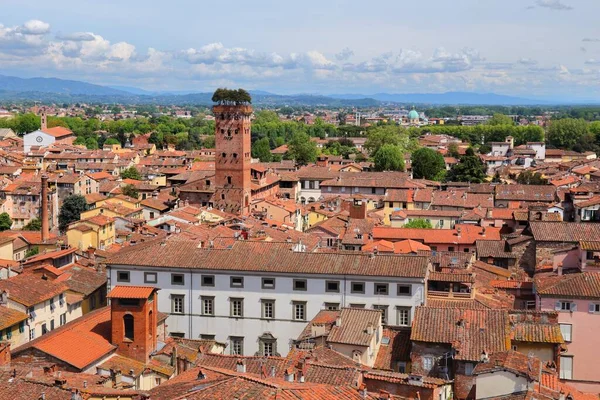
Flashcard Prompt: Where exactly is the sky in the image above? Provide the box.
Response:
[1,0,600,100]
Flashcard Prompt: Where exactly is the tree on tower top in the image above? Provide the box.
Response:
[211,88,252,105]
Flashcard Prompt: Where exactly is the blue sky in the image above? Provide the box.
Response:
[1,0,599,100]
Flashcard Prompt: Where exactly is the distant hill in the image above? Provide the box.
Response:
[0,74,558,106]
[0,75,128,96]
[328,91,551,105]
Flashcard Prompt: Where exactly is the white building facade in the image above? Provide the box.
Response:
[106,240,428,357]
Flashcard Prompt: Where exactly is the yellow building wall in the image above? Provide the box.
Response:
[307,211,328,228]
[66,229,97,251]
[151,175,167,186]
[0,322,27,348]
[0,241,13,260]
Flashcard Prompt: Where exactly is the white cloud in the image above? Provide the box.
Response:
[55,32,95,41]
[335,47,354,61]
[583,38,600,42]
[535,0,573,10]
[18,20,50,35]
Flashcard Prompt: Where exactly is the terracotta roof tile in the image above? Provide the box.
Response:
[410,306,510,361]
[327,308,382,346]
[473,350,541,381]
[107,285,156,299]
[106,240,429,278]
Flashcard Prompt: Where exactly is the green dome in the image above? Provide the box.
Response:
[408,109,419,119]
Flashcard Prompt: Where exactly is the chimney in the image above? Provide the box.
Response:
[366,323,374,335]
[270,365,276,377]
[236,360,246,373]
[284,368,295,382]
[557,263,563,276]
[41,174,49,242]
[360,384,368,399]
[336,315,342,326]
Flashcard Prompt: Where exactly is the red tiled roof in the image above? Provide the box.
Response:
[535,272,600,299]
[107,285,156,299]
[42,126,73,138]
[106,240,429,278]
[373,224,500,245]
[327,308,382,346]
[13,306,115,370]
[529,222,600,242]
[473,350,541,381]
[411,306,510,361]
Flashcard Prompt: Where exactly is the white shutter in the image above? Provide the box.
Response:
[589,303,596,313]
[571,303,577,312]
[555,301,562,311]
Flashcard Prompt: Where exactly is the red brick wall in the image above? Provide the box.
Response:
[213,105,252,214]
[110,293,158,363]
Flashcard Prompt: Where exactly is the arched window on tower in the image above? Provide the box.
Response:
[148,310,153,339]
[123,314,134,341]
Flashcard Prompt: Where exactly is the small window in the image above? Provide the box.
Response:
[293,301,307,321]
[293,279,307,291]
[464,363,474,376]
[172,295,184,314]
[230,336,244,355]
[230,276,244,288]
[117,271,130,282]
[169,332,185,338]
[262,277,275,289]
[326,280,340,293]
[262,299,275,319]
[171,274,185,285]
[41,323,48,335]
[351,282,365,294]
[590,303,600,313]
[560,323,572,342]
[397,285,411,296]
[375,283,389,295]
[373,304,388,324]
[119,299,140,307]
[423,356,434,372]
[200,334,215,340]
[201,296,214,316]
[123,314,134,341]
[230,298,244,317]
[560,356,573,380]
[325,303,340,310]
[396,307,411,326]
[349,303,365,308]
[201,275,215,287]
[144,272,157,284]
[448,246,455,252]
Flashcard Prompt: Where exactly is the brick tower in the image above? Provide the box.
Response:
[213,103,253,214]
[107,286,158,363]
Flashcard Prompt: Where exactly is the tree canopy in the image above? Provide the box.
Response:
[373,144,405,172]
[411,148,446,180]
[547,118,589,150]
[122,184,139,199]
[516,170,548,185]
[287,132,318,165]
[23,218,42,231]
[58,195,87,232]
[404,218,433,229]
[251,137,272,162]
[446,147,486,183]
[211,88,252,105]
[486,113,515,126]
[0,213,11,231]
[121,166,142,181]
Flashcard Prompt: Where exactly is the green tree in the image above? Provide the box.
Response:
[516,170,548,185]
[120,166,142,180]
[547,118,588,150]
[252,137,272,162]
[15,113,40,134]
[404,218,433,229]
[104,138,120,145]
[364,125,412,155]
[85,137,99,150]
[23,218,41,231]
[59,195,87,231]
[122,184,139,199]
[486,113,515,126]
[373,144,405,172]
[411,148,446,180]
[0,213,11,231]
[203,136,215,148]
[447,142,460,158]
[288,132,318,165]
[446,148,486,183]
[24,246,39,259]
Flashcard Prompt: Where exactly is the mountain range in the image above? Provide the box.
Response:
[0,74,559,106]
